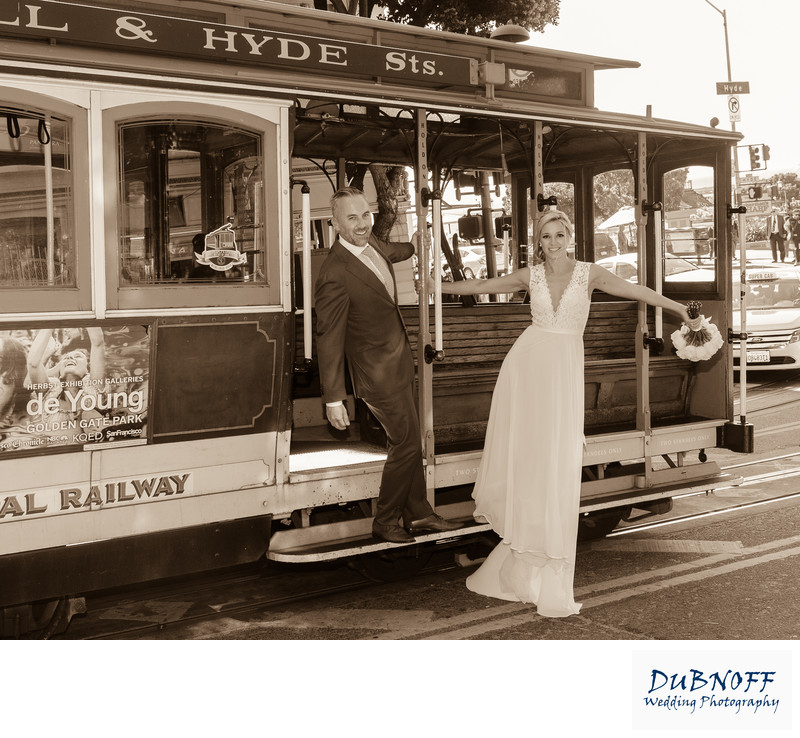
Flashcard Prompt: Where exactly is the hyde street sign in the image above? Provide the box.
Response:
[716,81,750,95]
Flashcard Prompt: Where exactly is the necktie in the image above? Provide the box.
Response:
[363,244,395,299]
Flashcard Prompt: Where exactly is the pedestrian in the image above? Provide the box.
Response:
[768,207,786,262]
[784,210,800,264]
[314,187,461,544]
[617,224,628,254]
[435,210,691,616]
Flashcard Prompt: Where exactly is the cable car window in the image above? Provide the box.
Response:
[118,120,265,286]
[0,110,75,290]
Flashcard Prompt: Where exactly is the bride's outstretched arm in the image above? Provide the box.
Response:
[429,267,530,296]
[589,263,691,323]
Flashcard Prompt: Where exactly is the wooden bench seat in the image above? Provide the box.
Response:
[295,300,695,448]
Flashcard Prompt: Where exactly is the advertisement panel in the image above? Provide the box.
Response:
[0,324,150,454]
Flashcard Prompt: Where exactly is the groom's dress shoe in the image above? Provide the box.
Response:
[372,523,416,544]
[407,513,461,533]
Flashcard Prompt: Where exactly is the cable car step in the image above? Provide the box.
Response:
[267,518,491,563]
[579,471,743,513]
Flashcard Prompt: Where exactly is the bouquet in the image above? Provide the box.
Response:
[671,300,724,362]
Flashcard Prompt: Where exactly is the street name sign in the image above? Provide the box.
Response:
[716,81,750,94]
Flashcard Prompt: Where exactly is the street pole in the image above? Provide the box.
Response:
[703,0,739,199]
[703,0,748,428]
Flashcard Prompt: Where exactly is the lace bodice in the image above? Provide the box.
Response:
[529,261,591,332]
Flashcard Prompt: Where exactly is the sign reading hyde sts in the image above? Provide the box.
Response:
[1,1,477,86]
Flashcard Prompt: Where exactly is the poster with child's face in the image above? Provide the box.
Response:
[0,325,150,454]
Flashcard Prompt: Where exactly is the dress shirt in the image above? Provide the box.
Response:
[339,237,394,294]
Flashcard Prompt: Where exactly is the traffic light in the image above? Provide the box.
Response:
[762,144,770,162]
[749,145,761,170]
[746,185,763,199]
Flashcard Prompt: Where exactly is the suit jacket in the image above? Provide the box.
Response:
[314,235,415,403]
[769,214,785,236]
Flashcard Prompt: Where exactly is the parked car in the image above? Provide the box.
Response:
[732,266,800,371]
[595,253,715,283]
[456,244,487,278]
[594,231,617,259]
[450,242,509,277]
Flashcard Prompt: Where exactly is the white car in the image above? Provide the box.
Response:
[732,267,800,371]
[450,243,507,278]
[595,253,715,283]
[456,245,487,278]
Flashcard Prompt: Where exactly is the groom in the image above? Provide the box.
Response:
[314,187,460,544]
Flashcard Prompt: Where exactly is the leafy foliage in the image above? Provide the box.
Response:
[372,0,560,35]
[663,168,690,212]
[766,172,799,210]
[545,168,690,228]
[593,170,635,224]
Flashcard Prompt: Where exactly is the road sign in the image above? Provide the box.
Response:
[728,94,741,122]
[716,81,750,94]
[744,200,769,214]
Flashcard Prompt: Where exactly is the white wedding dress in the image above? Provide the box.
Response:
[466,261,591,617]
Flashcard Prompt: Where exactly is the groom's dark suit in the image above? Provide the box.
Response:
[314,234,434,529]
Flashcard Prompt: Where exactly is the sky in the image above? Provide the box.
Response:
[530,0,798,175]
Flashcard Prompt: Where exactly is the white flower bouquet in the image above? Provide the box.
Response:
[671,300,724,362]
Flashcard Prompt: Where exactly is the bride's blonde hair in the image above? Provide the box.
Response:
[532,210,574,263]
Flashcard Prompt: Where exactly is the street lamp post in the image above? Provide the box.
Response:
[703,0,733,82]
[703,0,739,191]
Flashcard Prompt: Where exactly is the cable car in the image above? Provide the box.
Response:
[0,0,747,636]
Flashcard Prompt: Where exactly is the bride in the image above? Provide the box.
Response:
[437,210,691,617]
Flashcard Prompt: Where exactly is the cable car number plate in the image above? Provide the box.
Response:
[747,350,770,363]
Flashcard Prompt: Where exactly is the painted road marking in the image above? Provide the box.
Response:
[370,533,800,640]
[587,539,744,554]
[429,544,800,640]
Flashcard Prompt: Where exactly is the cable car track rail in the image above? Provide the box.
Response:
[613,453,800,537]
[60,454,800,640]
[67,551,470,641]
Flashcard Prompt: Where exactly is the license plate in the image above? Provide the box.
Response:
[747,350,770,363]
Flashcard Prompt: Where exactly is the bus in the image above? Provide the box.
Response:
[0,0,747,636]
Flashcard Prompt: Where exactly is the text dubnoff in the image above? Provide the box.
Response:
[644,668,779,716]
[632,652,791,730]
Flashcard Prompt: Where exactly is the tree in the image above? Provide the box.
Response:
[767,172,799,210]
[593,170,635,225]
[314,0,560,36]
[663,168,690,212]
[378,0,560,36]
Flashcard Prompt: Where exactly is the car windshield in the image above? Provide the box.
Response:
[733,277,800,309]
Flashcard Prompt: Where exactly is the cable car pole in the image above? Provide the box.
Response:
[704,0,752,450]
